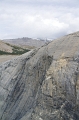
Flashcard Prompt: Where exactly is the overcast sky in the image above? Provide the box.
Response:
[0,0,79,40]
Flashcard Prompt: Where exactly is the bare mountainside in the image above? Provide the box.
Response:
[0,40,30,54]
[0,40,30,63]
[0,31,79,120]
[3,37,49,48]
[0,40,13,53]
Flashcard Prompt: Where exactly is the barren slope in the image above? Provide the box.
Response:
[0,40,30,64]
[0,40,30,54]
[0,40,12,53]
[0,31,79,120]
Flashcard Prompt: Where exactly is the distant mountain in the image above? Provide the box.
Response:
[0,40,30,55]
[3,37,49,48]
[0,40,13,53]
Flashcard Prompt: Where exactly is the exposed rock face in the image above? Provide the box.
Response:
[0,31,79,120]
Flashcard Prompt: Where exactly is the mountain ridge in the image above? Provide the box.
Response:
[3,37,49,48]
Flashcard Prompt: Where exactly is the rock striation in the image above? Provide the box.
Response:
[0,31,79,120]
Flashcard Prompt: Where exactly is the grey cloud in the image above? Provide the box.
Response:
[2,0,79,7]
[0,0,79,39]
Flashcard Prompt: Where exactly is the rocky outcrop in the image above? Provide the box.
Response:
[0,31,79,120]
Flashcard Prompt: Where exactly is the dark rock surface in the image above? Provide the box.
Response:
[0,31,79,120]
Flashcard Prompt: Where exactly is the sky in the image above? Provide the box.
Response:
[0,0,79,40]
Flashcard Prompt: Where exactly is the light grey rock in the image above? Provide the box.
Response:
[0,31,79,120]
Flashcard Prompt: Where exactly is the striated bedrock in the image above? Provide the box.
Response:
[0,32,79,120]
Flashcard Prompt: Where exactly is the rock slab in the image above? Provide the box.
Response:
[0,31,79,120]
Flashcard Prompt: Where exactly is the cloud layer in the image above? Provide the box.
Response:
[0,0,79,39]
